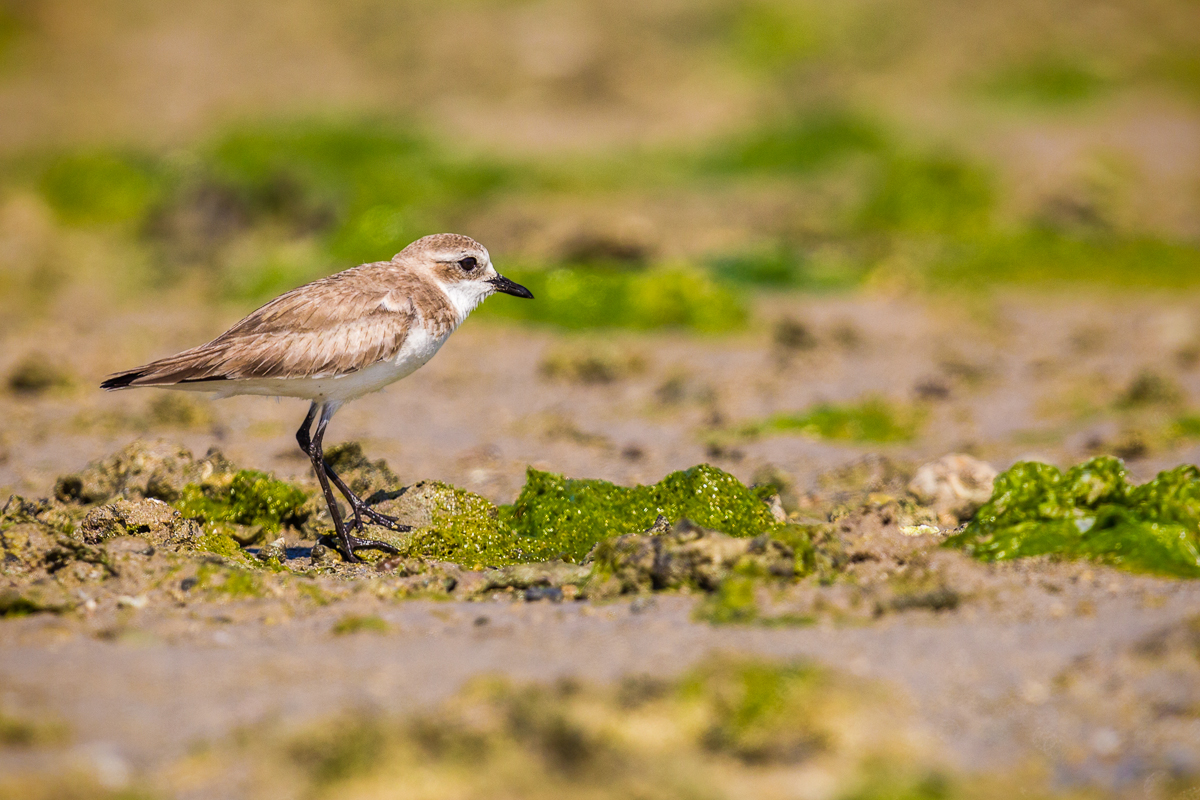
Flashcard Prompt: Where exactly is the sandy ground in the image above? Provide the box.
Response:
[3,292,1200,798]
[4,291,1200,501]
[1,584,1199,795]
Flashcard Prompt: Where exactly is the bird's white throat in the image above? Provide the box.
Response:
[438,277,494,322]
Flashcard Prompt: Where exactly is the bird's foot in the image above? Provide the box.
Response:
[330,533,402,564]
[352,505,412,532]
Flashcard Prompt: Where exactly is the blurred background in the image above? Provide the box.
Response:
[1,0,1199,501]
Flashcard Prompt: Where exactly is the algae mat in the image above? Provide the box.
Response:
[948,456,1200,578]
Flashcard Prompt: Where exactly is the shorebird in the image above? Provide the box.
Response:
[101,233,533,562]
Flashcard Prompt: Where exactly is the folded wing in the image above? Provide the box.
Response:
[102,267,418,389]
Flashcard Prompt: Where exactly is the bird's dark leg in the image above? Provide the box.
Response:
[322,462,411,533]
[297,402,399,563]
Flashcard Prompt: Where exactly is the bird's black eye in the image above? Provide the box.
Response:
[458,256,478,271]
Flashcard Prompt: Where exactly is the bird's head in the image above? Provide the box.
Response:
[396,233,533,318]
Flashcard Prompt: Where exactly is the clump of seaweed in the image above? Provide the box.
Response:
[175,469,309,534]
[503,465,784,563]
[946,456,1200,578]
[371,465,790,569]
[371,479,522,568]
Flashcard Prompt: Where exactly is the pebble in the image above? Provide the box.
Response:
[524,586,564,603]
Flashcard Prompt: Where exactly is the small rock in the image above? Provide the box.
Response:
[899,524,941,537]
[539,341,646,385]
[447,569,489,596]
[0,582,75,615]
[0,497,62,569]
[55,441,231,504]
[524,586,564,602]
[6,355,73,396]
[1091,728,1122,757]
[257,536,287,564]
[630,596,655,614]
[907,454,998,522]
[370,479,498,533]
[115,594,148,610]
[309,543,335,566]
[104,536,154,556]
[78,498,199,548]
[588,519,794,597]
[763,494,787,523]
[645,514,671,534]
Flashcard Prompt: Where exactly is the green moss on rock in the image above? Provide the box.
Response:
[0,584,75,616]
[503,465,782,563]
[194,529,248,560]
[945,456,1200,578]
[372,480,522,567]
[369,466,785,569]
[682,659,832,763]
[175,470,308,533]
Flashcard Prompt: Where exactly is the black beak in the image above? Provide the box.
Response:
[489,274,534,299]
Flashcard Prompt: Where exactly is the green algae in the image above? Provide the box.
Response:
[693,567,818,627]
[737,398,922,444]
[0,710,68,748]
[681,659,831,764]
[376,466,787,569]
[703,108,886,175]
[981,55,1113,106]
[694,573,760,624]
[39,150,164,225]
[945,456,1200,578]
[331,614,389,635]
[1172,414,1200,440]
[503,465,782,563]
[859,154,994,236]
[927,231,1200,291]
[175,470,308,533]
[195,562,263,597]
[194,529,249,560]
[378,480,524,568]
[474,266,747,333]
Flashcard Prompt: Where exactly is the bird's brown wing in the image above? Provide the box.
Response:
[102,266,431,388]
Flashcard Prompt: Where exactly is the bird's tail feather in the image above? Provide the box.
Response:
[100,348,232,390]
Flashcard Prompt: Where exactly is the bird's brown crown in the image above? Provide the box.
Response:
[395,233,492,285]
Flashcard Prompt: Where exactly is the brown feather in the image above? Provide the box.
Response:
[105,260,457,387]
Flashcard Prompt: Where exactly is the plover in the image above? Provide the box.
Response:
[102,233,533,562]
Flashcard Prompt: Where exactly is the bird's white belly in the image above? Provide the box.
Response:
[200,324,451,403]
